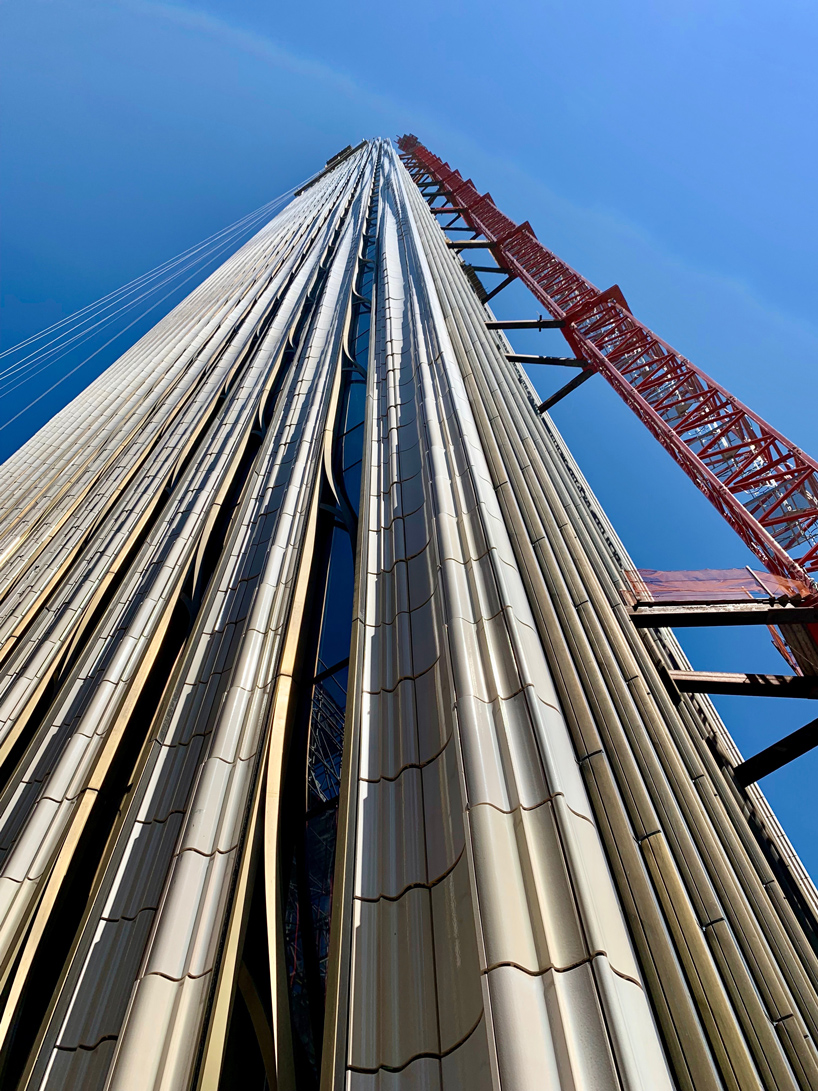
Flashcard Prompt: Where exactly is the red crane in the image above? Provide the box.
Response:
[398,135,818,589]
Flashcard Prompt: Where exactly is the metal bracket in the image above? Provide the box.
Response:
[486,318,565,331]
[538,368,594,412]
[483,274,516,303]
[734,716,818,785]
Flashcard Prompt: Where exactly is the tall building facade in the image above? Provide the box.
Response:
[0,139,816,1090]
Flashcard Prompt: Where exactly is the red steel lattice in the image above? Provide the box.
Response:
[398,135,818,585]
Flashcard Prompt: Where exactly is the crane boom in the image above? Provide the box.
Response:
[398,134,818,584]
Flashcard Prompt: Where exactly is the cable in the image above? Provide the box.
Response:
[0,191,297,393]
[0,203,290,396]
[0,245,263,434]
[0,182,303,368]
[0,155,365,434]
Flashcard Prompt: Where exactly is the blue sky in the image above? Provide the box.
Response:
[2,0,818,870]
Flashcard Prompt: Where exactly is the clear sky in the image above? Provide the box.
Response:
[2,0,817,871]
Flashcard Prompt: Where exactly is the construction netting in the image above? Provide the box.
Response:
[623,568,814,606]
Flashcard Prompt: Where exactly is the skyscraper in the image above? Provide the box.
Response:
[0,137,817,1090]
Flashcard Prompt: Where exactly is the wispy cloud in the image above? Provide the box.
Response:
[111,0,818,402]
[120,0,412,126]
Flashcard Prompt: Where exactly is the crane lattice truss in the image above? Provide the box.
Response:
[0,139,817,1091]
[399,135,818,584]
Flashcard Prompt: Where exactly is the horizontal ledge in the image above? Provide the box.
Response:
[667,669,818,699]
[630,603,818,628]
[506,354,586,368]
[486,318,565,330]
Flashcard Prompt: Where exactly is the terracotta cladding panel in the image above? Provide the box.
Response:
[3,147,379,1091]
[341,147,676,1089]
[4,139,817,1090]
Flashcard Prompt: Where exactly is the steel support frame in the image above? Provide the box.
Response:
[667,669,818,698]
[629,602,818,628]
[482,274,516,303]
[734,716,818,786]
[505,354,586,368]
[538,368,595,413]
[398,136,818,586]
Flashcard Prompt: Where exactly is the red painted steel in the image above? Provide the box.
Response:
[398,135,818,585]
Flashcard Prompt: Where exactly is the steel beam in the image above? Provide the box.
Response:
[506,354,586,368]
[483,274,516,303]
[629,603,818,628]
[447,239,493,249]
[538,368,595,412]
[667,670,818,699]
[486,318,565,330]
[734,717,818,785]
